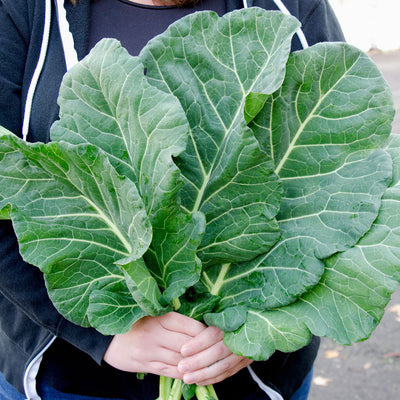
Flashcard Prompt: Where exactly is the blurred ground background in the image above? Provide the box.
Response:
[328,0,400,52]
[308,2,400,398]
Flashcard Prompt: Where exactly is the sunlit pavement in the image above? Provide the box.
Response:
[308,49,400,400]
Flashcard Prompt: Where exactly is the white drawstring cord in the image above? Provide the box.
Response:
[22,0,52,141]
[22,0,79,141]
[247,366,284,400]
[243,0,248,8]
[56,0,79,70]
[272,0,309,48]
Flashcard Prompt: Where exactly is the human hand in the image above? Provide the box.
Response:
[177,326,253,386]
[103,312,206,379]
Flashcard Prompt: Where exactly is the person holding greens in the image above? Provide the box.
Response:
[0,0,344,399]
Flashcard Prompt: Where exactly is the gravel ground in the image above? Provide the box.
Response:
[308,49,400,400]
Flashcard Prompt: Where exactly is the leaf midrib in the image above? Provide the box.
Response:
[274,51,362,175]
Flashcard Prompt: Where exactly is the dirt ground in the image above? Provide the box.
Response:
[308,49,400,400]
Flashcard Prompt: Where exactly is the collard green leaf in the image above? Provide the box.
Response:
[194,126,281,265]
[223,136,400,360]
[88,285,146,335]
[203,148,392,315]
[0,130,151,326]
[144,208,205,302]
[277,149,393,259]
[182,383,196,400]
[51,38,205,301]
[120,259,170,315]
[242,43,395,305]
[0,204,10,219]
[51,39,187,222]
[178,282,220,321]
[144,211,205,303]
[244,93,269,124]
[202,42,394,319]
[204,305,247,332]
[224,308,311,361]
[140,8,300,265]
[251,42,394,167]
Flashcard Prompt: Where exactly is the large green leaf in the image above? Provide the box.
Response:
[203,43,394,322]
[251,43,394,167]
[88,285,146,335]
[0,129,154,326]
[51,39,205,302]
[223,135,400,360]
[203,149,393,321]
[51,39,187,221]
[140,8,300,266]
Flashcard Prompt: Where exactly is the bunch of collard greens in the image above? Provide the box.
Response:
[0,7,399,399]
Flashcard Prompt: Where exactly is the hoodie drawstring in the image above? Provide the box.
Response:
[272,0,309,48]
[22,0,52,141]
[56,0,79,70]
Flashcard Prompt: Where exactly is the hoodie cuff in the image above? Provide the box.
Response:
[56,318,113,365]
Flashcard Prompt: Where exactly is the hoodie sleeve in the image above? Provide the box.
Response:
[0,0,113,366]
[0,0,27,136]
[300,0,346,46]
